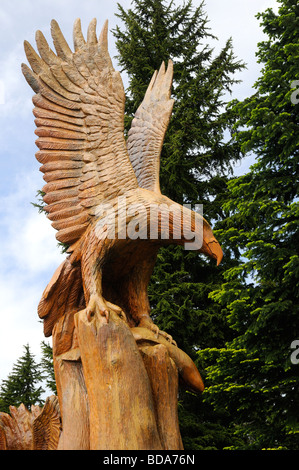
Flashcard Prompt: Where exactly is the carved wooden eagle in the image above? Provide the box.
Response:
[22,19,223,347]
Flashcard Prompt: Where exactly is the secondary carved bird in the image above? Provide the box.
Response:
[22,18,223,346]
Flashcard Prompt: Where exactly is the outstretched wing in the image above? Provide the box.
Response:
[127,60,174,194]
[22,18,138,248]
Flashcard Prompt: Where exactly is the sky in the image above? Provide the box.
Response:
[0,0,279,391]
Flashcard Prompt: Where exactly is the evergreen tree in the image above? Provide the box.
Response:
[113,0,245,449]
[200,0,299,449]
[0,344,44,413]
[40,341,56,395]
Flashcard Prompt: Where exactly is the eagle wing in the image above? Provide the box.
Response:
[22,18,138,249]
[127,60,174,194]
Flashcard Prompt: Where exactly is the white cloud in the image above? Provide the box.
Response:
[0,169,64,383]
[0,273,46,381]
[202,0,279,100]
[0,43,32,118]
[0,170,63,263]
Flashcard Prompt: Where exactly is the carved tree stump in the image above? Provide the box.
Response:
[139,344,183,450]
[54,352,90,450]
[75,309,162,450]
[52,308,196,450]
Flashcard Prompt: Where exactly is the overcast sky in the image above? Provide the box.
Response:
[0,0,278,390]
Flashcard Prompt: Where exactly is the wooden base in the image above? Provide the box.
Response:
[53,308,186,450]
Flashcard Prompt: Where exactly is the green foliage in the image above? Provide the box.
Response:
[31,190,46,213]
[0,344,44,413]
[178,390,241,450]
[200,0,299,450]
[40,341,57,395]
[114,0,245,449]
[114,0,244,207]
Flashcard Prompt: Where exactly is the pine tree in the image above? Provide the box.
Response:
[113,0,245,449]
[40,341,56,395]
[0,344,44,413]
[200,0,299,449]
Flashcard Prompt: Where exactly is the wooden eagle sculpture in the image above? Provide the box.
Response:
[22,18,223,351]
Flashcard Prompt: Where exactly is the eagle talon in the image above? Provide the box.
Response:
[106,301,127,323]
[86,294,110,324]
[103,309,110,323]
[159,330,177,347]
[138,317,177,346]
[86,295,128,326]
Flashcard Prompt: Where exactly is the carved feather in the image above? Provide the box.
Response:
[127,60,174,194]
[32,396,61,450]
[23,18,175,249]
[22,19,138,248]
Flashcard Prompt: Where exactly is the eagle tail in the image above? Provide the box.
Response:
[38,258,85,338]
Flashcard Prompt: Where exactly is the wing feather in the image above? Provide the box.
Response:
[87,18,98,45]
[73,19,86,51]
[22,19,138,248]
[51,19,73,62]
[127,60,174,194]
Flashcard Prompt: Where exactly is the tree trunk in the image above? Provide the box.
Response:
[75,308,162,450]
[54,351,90,450]
[52,307,187,450]
[139,344,183,450]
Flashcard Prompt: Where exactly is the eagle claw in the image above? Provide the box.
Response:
[86,294,109,323]
[138,317,177,347]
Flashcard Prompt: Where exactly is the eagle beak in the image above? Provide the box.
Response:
[200,219,223,266]
[207,240,223,266]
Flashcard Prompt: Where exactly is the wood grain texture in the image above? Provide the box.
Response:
[75,309,162,450]
[54,353,89,450]
[32,396,61,450]
[127,61,174,194]
[22,18,138,247]
[139,344,183,450]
